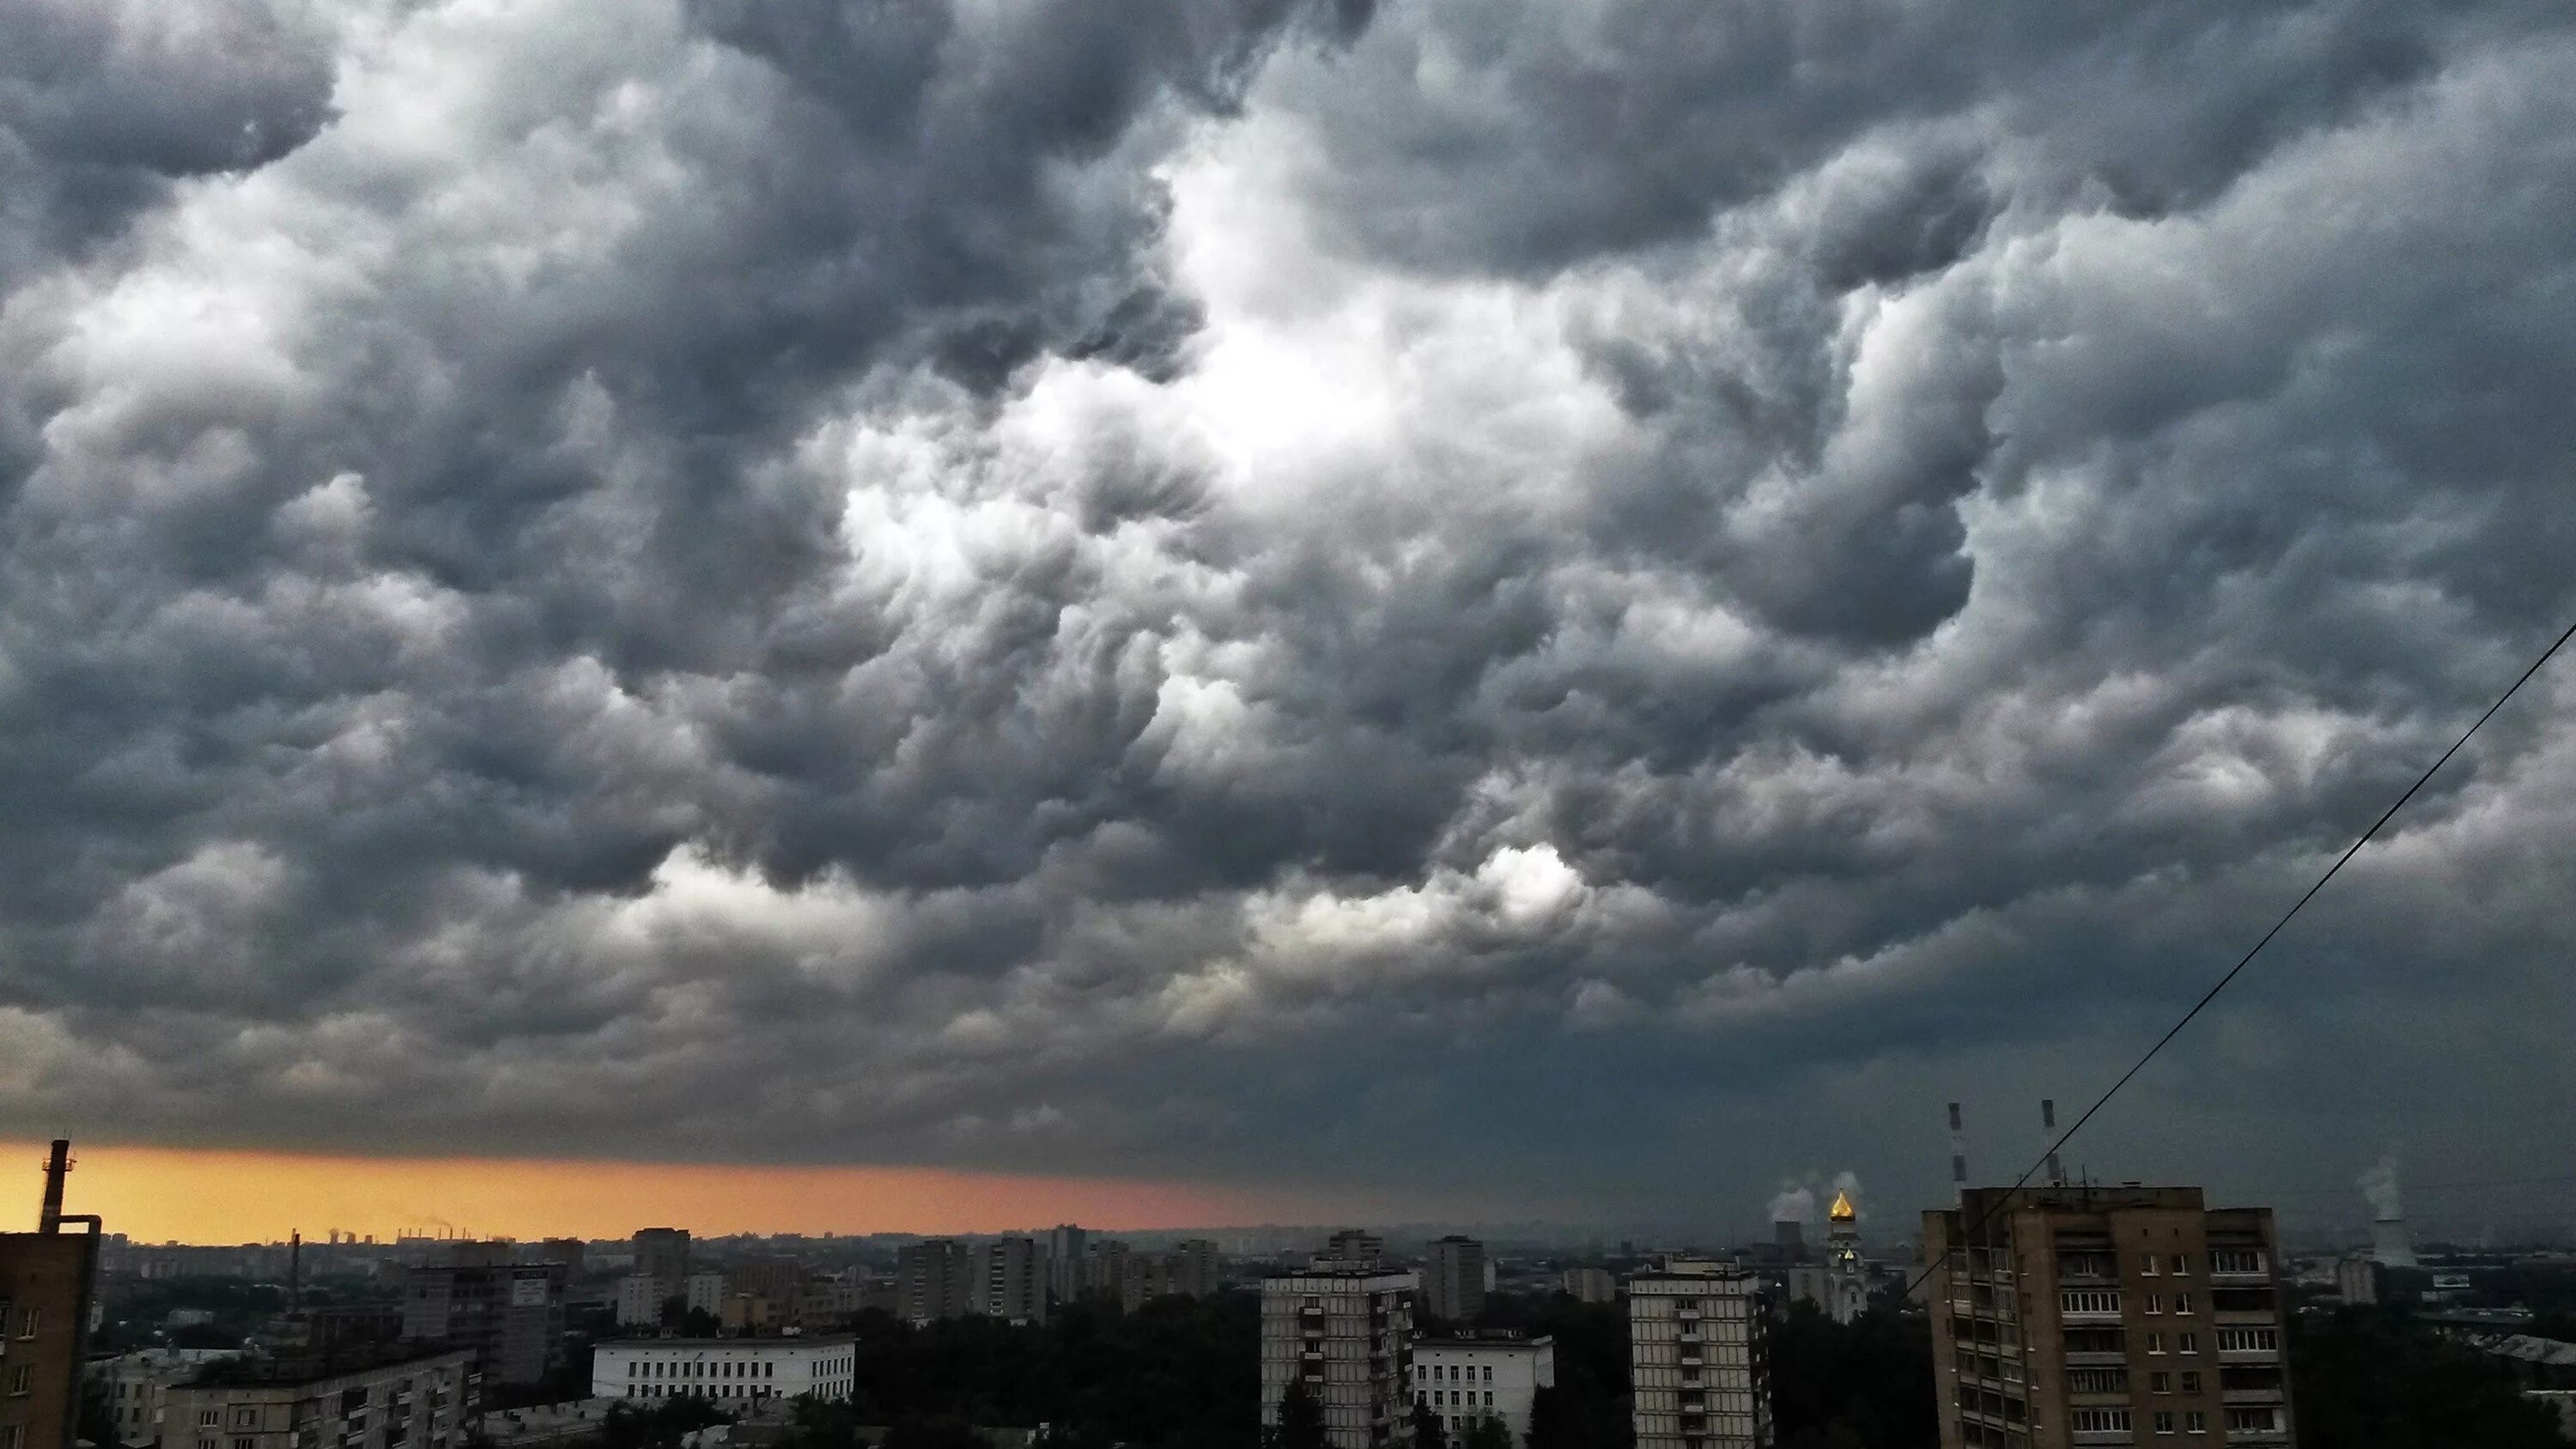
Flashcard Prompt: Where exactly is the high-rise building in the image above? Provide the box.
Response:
[896,1240,979,1325]
[631,1229,690,1296]
[614,1276,663,1328]
[399,1259,567,1384]
[1922,1185,2295,1449]
[1410,1331,1554,1446]
[1425,1237,1487,1325]
[1628,1259,1770,1449]
[538,1240,587,1276]
[1172,1240,1224,1299]
[2,1141,103,1449]
[1323,1230,1385,1265]
[1046,1226,1088,1302]
[683,1272,726,1319]
[1259,1262,1417,1449]
[982,1237,1048,1325]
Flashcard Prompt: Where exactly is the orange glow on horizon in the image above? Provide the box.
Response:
[0,1141,1354,1245]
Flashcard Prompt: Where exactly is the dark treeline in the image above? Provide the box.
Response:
[2290,1307,2567,1449]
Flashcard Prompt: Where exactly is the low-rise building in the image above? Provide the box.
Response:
[161,1346,477,1449]
[1411,1332,1554,1446]
[590,1338,855,1405]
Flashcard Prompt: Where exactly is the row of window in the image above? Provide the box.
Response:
[622,1355,849,1380]
[1415,1391,1494,1409]
[2054,1250,2266,1279]
[1413,1365,1493,1383]
[2057,1290,2203,1316]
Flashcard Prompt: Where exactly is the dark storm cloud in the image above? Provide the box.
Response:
[0,0,2572,1215]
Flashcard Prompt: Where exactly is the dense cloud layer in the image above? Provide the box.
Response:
[3,0,2573,1223]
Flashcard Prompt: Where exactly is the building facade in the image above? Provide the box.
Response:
[88,1349,239,1446]
[1628,1260,1770,1449]
[591,1338,854,1405]
[161,1347,477,1449]
[897,1241,979,1325]
[1424,1239,1486,1325]
[1922,1185,2295,1449]
[614,1276,662,1329]
[632,1230,690,1293]
[1260,1265,1417,1449]
[0,1145,100,1449]
[683,1273,726,1319]
[1559,1268,1616,1305]
[400,1261,567,1385]
[1410,1333,1554,1446]
[1172,1240,1224,1299]
[1046,1228,1088,1303]
[982,1238,1048,1325]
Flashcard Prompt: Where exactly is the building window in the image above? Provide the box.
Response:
[2142,1294,2161,1315]
[2146,1334,2166,1355]
[1483,1393,1492,1407]
[201,1411,221,1427]
[2148,1373,2171,1394]
[6,1366,31,1395]
[2139,1255,2158,1276]
[2178,1372,2201,1393]
[2224,1408,2278,1433]
[1481,1368,1492,1383]
[2184,1412,2207,1434]
[2070,1409,2132,1432]
[2171,1256,2190,1276]
[2173,1294,2193,1316]
[2208,1250,2263,1275]
[2153,1413,2174,1434]
[2058,1290,2121,1315]
[2215,1328,2278,1353]
[2178,1334,2199,1355]
[234,1439,257,1449]
[15,1309,37,1338]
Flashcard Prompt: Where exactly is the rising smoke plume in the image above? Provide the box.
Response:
[2359,1155,2403,1221]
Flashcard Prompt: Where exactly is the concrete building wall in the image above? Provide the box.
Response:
[896,1241,980,1325]
[1259,1268,1417,1449]
[615,1276,661,1329]
[1410,1336,1554,1446]
[0,1231,98,1449]
[1559,1268,1616,1305]
[1923,1185,2293,1449]
[161,1348,476,1449]
[982,1238,1048,1325]
[592,1338,855,1405]
[1628,1262,1769,1449]
[1425,1239,1486,1325]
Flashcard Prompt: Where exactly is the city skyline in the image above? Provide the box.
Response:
[1,1,2573,1229]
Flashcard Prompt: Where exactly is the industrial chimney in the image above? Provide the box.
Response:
[39,1138,70,1232]
[1948,1102,1968,1206]
[2361,1156,2417,1268]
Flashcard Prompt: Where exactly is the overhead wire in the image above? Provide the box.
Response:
[1900,616,2576,1300]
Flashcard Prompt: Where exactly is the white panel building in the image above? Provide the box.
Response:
[1411,1333,1554,1446]
[616,1276,662,1328]
[1628,1260,1770,1449]
[591,1337,857,1405]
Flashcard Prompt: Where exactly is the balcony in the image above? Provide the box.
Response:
[2223,1388,2287,1404]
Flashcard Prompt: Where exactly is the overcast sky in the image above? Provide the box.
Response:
[3,0,2573,1236]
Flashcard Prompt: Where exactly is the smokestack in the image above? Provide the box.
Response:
[39,1138,70,1232]
[290,1231,303,1313]
[2042,1100,2063,1186]
[1948,1102,1968,1206]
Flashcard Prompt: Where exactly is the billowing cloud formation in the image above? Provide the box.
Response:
[3,0,2574,1222]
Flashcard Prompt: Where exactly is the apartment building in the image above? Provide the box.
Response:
[1424,1239,1486,1325]
[1259,1264,1417,1449]
[1,1143,101,1449]
[591,1337,855,1404]
[399,1260,566,1385]
[1922,1185,2294,1449]
[160,1347,476,1449]
[1628,1260,1771,1449]
[896,1241,979,1325]
[1410,1332,1554,1446]
[983,1237,1048,1325]
[1559,1267,1616,1305]
[89,1350,241,1446]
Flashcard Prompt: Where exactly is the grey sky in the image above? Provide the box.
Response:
[2,0,2573,1233]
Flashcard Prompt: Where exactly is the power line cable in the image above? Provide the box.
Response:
[1904,616,2576,1298]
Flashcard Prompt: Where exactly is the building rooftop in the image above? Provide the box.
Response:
[1414,1331,1552,1349]
[596,1335,854,1349]
[179,1344,470,1391]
